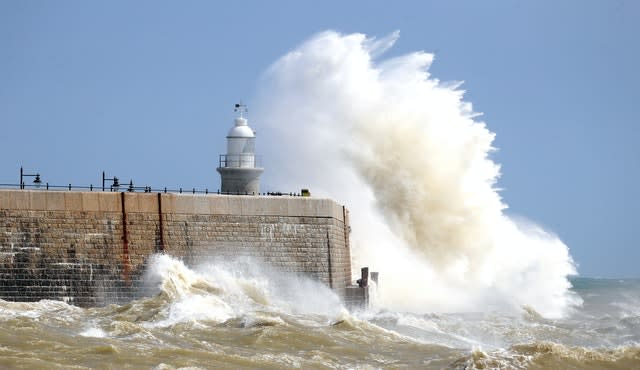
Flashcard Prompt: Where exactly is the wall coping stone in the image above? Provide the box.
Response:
[0,190,345,221]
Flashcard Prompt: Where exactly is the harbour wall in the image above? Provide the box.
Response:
[0,190,352,306]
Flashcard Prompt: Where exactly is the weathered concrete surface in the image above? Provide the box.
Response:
[216,167,263,195]
[0,190,352,306]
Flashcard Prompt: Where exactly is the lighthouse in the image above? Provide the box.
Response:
[217,103,263,194]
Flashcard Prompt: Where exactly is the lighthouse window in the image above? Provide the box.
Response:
[242,139,255,153]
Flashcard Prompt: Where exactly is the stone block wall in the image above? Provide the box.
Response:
[0,190,352,306]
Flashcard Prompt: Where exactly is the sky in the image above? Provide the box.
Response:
[0,1,638,278]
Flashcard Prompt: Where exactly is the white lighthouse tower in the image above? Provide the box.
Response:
[217,103,263,194]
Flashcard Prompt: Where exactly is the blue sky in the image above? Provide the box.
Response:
[1,1,638,278]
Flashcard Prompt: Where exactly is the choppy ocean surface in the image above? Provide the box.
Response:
[1,255,638,369]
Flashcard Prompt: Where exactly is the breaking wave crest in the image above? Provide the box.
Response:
[136,254,348,328]
[256,30,580,317]
[452,343,640,370]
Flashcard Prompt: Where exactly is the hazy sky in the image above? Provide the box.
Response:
[1,1,638,278]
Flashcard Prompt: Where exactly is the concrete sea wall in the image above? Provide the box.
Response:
[0,190,352,306]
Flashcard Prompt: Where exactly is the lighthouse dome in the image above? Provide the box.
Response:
[227,117,255,138]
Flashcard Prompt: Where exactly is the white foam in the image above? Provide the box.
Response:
[141,255,348,327]
[80,326,107,338]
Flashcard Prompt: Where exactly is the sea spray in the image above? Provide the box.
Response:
[141,254,235,326]
[140,254,346,327]
[256,31,580,317]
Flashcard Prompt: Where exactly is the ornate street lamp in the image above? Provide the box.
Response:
[102,171,120,192]
[20,166,42,189]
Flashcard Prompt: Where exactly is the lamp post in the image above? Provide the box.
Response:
[20,166,42,189]
[102,171,120,192]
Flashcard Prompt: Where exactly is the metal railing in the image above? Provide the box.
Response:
[218,154,263,168]
[0,182,306,197]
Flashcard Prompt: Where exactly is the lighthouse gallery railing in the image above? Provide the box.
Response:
[218,154,263,168]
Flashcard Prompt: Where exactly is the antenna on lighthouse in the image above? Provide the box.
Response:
[234,102,248,118]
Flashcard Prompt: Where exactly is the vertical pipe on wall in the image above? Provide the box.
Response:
[326,230,334,289]
[157,193,165,253]
[342,206,352,284]
[120,192,131,285]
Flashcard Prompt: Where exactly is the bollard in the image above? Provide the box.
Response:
[357,267,369,288]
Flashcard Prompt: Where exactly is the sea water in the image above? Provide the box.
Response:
[0,254,638,369]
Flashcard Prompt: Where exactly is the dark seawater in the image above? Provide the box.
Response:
[1,255,638,369]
